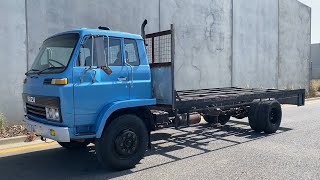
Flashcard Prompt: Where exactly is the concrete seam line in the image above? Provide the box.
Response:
[231,0,234,87]
[277,0,280,89]
[25,0,29,70]
[158,0,161,31]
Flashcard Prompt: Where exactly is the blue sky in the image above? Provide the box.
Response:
[299,0,320,43]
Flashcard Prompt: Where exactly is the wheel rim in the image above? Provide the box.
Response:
[114,129,138,157]
[270,108,279,124]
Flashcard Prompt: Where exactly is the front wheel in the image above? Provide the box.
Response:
[95,114,148,170]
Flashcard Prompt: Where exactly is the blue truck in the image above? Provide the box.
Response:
[22,20,305,170]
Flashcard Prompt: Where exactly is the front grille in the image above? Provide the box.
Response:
[26,103,46,118]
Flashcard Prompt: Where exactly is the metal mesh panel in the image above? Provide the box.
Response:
[145,31,172,64]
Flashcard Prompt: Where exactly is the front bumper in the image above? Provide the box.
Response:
[24,116,70,142]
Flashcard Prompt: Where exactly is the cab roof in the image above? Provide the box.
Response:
[48,28,143,40]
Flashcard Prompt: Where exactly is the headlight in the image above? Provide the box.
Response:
[45,107,60,121]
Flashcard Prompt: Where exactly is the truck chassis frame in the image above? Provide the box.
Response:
[175,87,305,113]
[146,25,305,129]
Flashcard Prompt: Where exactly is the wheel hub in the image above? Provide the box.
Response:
[114,130,138,157]
[270,108,279,124]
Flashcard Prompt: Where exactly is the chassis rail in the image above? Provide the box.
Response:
[175,87,305,113]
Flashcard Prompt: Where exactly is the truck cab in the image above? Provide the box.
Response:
[23,28,156,146]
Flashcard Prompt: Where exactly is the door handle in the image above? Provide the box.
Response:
[118,77,128,81]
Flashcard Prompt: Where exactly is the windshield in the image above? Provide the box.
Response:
[29,33,79,74]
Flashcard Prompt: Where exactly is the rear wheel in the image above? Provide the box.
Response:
[58,140,90,149]
[258,100,282,134]
[248,101,262,132]
[95,114,148,170]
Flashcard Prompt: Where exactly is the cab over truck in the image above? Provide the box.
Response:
[23,20,305,170]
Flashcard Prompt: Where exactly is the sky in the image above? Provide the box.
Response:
[299,0,320,44]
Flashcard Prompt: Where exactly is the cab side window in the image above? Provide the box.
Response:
[106,38,122,66]
[78,38,92,66]
[77,37,124,67]
[124,39,139,66]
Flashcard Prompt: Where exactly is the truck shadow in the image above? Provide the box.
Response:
[0,120,292,180]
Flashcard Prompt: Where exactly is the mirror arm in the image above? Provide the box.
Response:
[80,67,89,83]
[91,69,97,83]
[80,67,97,83]
[91,35,94,66]
[106,36,109,67]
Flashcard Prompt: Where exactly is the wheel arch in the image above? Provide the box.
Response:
[95,99,156,138]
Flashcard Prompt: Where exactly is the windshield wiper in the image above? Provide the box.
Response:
[36,66,64,75]
[25,69,40,76]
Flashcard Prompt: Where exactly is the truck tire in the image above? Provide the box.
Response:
[95,114,148,170]
[58,140,90,149]
[203,115,230,125]
[248,101,263,132]
[258,100,282,134]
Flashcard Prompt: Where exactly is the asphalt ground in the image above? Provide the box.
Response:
[0,100,319,180]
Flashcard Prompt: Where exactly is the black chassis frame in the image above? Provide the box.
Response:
[174,87,305,113]
[171,87,305,128]
[146,25,306,128]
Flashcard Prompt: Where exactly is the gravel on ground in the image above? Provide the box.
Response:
[0,125,28,139]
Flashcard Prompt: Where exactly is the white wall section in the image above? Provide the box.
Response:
[233,0,279,89]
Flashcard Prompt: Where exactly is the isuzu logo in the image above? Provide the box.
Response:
[27,96,36,103]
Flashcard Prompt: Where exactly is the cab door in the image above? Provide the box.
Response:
[73,37,129,128]
[124,38,152,99]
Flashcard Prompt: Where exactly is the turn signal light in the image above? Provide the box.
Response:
[51,78,68,85]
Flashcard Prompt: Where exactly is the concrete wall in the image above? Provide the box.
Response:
[0,0,311,124]
[160,0,233,91]
[233,0,311,90]
[278,0,311,89]
[26,0,160,67]
[159,0,233,90]
[311,43,320,79]
[233,0,279,88]
[0,0,27,125]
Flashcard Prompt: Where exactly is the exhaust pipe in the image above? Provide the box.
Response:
[141,19,148,43]
[179,113,201,125]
